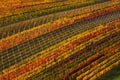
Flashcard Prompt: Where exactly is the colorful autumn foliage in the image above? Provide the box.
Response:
[0,0,120,80]
[0,3,120,51]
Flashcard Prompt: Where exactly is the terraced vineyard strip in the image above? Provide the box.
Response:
[0,0,119,39]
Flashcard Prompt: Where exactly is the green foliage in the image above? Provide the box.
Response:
[100,64,120,80]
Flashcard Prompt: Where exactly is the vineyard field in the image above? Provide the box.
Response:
[0,0,120,80]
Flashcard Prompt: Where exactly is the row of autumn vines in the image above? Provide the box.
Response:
[0,0,108,27]
[0,20,120,80]
[0,0,102,18]
[30,21,120,80]
[0,4,120,51]
[0,1,120,80]
[0,1,119,39]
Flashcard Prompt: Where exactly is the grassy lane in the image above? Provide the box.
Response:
[100,64,120,80]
